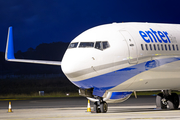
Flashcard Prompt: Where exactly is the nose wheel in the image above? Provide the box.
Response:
[100,101,108,113]
[94,101,108,113]
[93,102,101,113]
[93,97,108,113]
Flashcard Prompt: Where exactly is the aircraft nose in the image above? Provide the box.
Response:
[61,49,95,82]
[61,55,75,76]
[61,49,83,79]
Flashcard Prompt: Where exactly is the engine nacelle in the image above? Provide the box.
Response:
[87,91,132,103]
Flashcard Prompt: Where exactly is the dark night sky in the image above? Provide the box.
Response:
[1,0,180,52]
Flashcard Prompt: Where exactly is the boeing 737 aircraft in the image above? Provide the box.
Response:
[5,22,180,113]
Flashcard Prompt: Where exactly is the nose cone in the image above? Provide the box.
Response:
[61,48,96,84]
[61,49,88,80]
[61,50,77,76]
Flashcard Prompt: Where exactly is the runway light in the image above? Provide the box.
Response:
[66,93,69,96]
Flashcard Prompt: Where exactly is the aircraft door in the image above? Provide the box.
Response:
[119,30,138,64]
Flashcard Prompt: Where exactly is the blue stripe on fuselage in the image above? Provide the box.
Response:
[73,57,180,96]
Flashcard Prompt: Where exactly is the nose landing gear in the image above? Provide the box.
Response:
[156,90,179,110]
[93,97,108,113]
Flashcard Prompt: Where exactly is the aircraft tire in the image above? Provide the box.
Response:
[100,102,108,113]
[93,102,101,113]
[156,93,167,109]
[167,100,174,109]
[167,93,179,110]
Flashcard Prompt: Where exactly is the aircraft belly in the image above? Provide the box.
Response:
[109,60,180,92]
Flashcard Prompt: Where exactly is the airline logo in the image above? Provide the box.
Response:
[139,28,171,43]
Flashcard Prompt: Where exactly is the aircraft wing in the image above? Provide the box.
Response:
[5,27,61,66]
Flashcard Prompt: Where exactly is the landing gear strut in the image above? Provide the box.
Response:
[156,90,179,110]
[93,97,108,113]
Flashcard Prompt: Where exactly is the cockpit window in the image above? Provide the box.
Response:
[95,41,102,50]
[79,42,94,48]
[68,42,78,48]
[102,41,110,49]
[95,41,110,50]
[68,41,110,50]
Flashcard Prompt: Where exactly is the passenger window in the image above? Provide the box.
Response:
[157,44,160,50]
[79,42,94,48]
[102,41,110,49]
[95,42,102,50]
[176,44,179,51]
[145,44,148,50]
[141,44,144,50]
[153,44,156,50]
[172,44,175,51]
[164,44,167,51]
[68,42,78,48]
[161,44,164,51]
[149,44,152,50]
[168,44,171,51]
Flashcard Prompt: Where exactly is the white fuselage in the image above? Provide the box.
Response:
[61,23,180,95]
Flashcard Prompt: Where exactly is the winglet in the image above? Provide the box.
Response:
[5,26,15,60]
[4,27,61,66]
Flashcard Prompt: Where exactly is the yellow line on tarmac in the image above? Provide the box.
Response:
[0,98,30,101]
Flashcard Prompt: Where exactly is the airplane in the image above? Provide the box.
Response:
[5,22,180,113]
